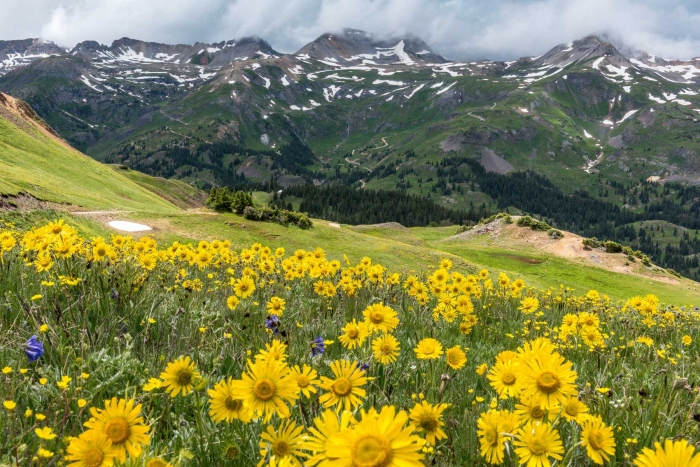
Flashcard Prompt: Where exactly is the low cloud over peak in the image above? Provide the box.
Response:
[2,0,700,61]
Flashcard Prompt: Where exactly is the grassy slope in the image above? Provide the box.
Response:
[0,110,179,212]
[22,207,695,305]
[109,165,205,209]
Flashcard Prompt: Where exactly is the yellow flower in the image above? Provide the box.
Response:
[560,397,589,424]
[325,405,425,467]
[65,430,118,467]
[147,318,156,324]
[160,356,201,397]
[682,335,692,346]
[233,276,256,299]
[207,377,252,423]
[143,378,162,392]
[35,413,46,420]
[40,324,49,332]
[84,397,151,462]
[2,366,11,374]
[596,387,610,395]
[290,364,320,399]
[57,375,72,389]
[414,338,444,360]
[517,348,578,409]
[3,400,16,411]
[476,363,488,375]
[266,296,286,316]
[408,400,450,445]
[633,438,700,467]
[231,359,299,422]
[487,359,520,399]
[362,303,399,334]
[319,359,367,412]
[372,333,401,365]
[580,415,616,465]
[31,294,43,301]
[24,408,33,417]
[35,427,57,440]
[339,319,369,350]
[445,345,467,370]
[305,409,354,467]
[513,422,564,467]
[258,419,307,467]
[39,377,48,385]
[37,448,54,458]
[226,295,240,310]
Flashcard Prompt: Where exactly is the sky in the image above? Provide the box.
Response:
[2,0,700,60]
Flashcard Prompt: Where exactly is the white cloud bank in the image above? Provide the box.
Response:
[1,0,700,60]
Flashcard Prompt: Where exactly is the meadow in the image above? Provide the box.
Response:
[1,218,699,467]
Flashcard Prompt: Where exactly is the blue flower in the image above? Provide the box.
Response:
[265,315,280,335]
[311,336,325,357]
[25,335,44,363]
[356,362,370,371]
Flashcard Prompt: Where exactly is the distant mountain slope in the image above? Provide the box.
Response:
[0,92,182,211]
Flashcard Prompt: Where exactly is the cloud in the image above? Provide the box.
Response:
[1,0,700,60]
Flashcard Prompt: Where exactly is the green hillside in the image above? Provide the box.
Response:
[0,94,180,212]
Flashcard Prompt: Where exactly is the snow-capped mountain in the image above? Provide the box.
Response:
[0,39,65,76]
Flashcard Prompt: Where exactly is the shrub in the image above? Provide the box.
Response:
[548,229,564,239]
[517,215,551,231]
[603,241,623,253]
[582,238,601,249]
[206,188,253,213]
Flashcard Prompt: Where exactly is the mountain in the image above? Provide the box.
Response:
[0,38,66,77]
[0,91,193,211]
[2,30,700,278]
[295,28,447,66]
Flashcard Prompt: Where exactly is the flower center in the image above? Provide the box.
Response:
[529,439,547,456]
[530,405,545,419]
[370,312,384,324]
[419,414,438,432]
[332,377,353,397]
[347,328,359,338]
[502,371,516,385]
[83,448,105,467]
[352,434,393,467]
[588,430,605,451]
[297,375,310,388]
[147,460,168,467]
[273,440,289,457]
[176,368,193,387]
[536,371,561,394]
[485,427,499,446]
[104,417,130,444]
[380,344,392,355]
[565,403,579,417]
[224,396,242,411]
[254,379,276,401]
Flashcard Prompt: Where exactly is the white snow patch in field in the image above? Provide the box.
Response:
[642,76,658,82]
[386,95,394,101]
[310,100,321,107]
[648,94,666,104]
[79,75,103,92]
[377,70,396,76]
[289,65,303,75]
[108,221,152,232]
[373,79,405,86]
[663,92,677,101]
[602,119,614,126]
[680,89,698,95]
[436,82,456,94]
[583,130,594,139]
[630,58,700,81]
[623,86,631,93]
[262,77,271,89]
[618,110,638,123]
[323,85,341,102]
[519,107,529,113]
[290,105,301,110]
[404,84,425,99]
[281,75,290,86]
[207,47,221,54]
[430,81,444,89]
[674,99,692,105]
[592,57,605,69]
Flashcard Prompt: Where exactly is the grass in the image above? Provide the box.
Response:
[0,112,179,212]
[1,217,699,466]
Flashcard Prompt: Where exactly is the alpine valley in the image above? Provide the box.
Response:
[3,29,700,279]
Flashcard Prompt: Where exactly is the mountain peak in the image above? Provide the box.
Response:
[295,28,446,65]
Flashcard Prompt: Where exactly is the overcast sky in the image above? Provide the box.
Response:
[2,0,700,60]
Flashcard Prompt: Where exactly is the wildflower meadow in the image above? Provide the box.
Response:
[1,219,699,466]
